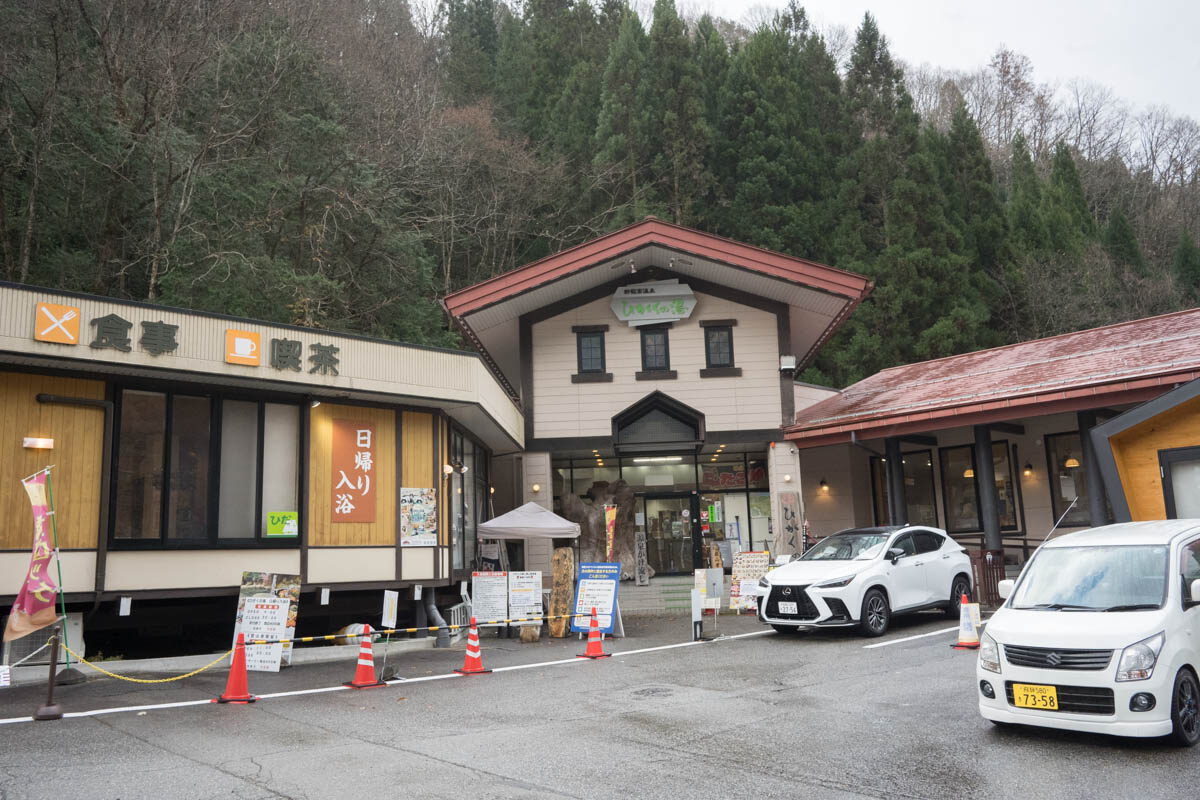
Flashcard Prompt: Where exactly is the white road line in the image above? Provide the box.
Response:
[0,628,773,725]
[862,617,990,649]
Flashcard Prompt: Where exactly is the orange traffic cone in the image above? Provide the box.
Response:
[215,632,256,704]
[344,624,387,688]
[577,607,610,660]
[951,594,981,650]
[455,616,491,675]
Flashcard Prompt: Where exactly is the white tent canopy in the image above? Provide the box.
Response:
[477,501,580,540]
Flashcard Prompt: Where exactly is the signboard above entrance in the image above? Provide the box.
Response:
[611,279,696,327]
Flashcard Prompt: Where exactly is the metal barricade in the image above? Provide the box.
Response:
[446,601,470,644]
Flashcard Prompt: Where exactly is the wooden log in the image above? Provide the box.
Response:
[519,624,540,644]
[548,546,575,638]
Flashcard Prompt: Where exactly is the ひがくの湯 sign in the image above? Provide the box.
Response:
[610,280,696,327]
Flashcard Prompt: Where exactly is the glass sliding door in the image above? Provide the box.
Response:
[643,496,694,575]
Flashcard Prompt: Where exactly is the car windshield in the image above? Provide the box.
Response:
[801,532,890,561]
[1010,545,1169,611]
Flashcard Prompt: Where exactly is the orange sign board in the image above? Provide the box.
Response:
[225,329,261,366]
[331,419,375,523]
[34,302,81,345]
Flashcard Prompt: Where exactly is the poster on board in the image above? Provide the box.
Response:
[730,550,771,611]
[571,562,620,634]
[508,571,543,625]
[400,487,437,546]
[471,571,508,623]
[233,571,300,667]
[241,596,290,672]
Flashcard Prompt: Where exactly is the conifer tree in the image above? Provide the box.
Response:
[637,0,709,223]
[1041,141,1095,254]
[1173,233,1200,299]
[439,0,500,105]
[594,11,647,221]
[1103,209,1146,275]
[1006,134,1048,254]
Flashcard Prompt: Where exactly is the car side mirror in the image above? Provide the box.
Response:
[998,579,1015,600]
[1190,578,1200,606]
[887,548,905,563]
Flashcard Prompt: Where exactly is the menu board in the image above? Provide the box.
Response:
[241,596,290,672]
[730,550,771,611]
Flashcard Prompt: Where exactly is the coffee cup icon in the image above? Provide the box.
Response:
[233,337,257,357]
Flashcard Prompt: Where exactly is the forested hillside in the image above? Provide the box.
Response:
[3,0,1198,386]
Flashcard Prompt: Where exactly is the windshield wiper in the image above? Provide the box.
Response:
[1020,602,1102,611]
[1099,604,1161,612]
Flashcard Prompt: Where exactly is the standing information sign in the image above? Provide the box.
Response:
[570,562,620,634]
[471,571,508,623]
[233,571,300,666]
[730,551,771,612]
[381,590,399,628]
[508,571,543,625]
[242,597,290,672]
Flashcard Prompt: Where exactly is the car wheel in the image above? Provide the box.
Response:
[771,624,799,634]
[859,588,890,637]
[945,575,972,618]
[1170,668,1200,747]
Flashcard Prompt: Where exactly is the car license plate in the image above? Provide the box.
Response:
[777,601,798,615]
[1012,683,1058,710]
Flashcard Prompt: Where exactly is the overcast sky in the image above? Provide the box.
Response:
[684,0,1200,121]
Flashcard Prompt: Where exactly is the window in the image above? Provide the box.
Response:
[938,443,1020,534]
[1159,446,1200,519]
[704,326,734,369]
[450,427,489,572]
[891,533,916,556]
[641,328,670,371]
[1182,539,1200,604]
[112,388,300,545]
[1045,432,1091,527]
[914,531,945,553]
[870,451,937,527]
[576,331,605,373]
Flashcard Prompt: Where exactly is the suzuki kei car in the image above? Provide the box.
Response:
[756,525,973,637]
[977,520,1200,746]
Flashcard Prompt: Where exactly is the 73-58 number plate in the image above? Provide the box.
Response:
[1012,683,1058,710]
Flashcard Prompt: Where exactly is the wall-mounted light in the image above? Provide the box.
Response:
[819,478,829,493]
[23,437,54,449]
[1023,463,1033,477]
[460,464,469,474]
[531,483,541,494]
[783,474,793,483]
[1064,454,1081,469]
[779,355,797,372]
[963,467,975,478]
[310,399,321,408]
[443,464,454,475]
[489,486,495,494]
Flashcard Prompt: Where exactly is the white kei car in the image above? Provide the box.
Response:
[756,525,973,637]
[977,520,1200,746]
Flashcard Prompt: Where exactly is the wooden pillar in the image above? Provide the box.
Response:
[1077,410,1108,526]
[885,437,906,525]
[974,425,1002,551]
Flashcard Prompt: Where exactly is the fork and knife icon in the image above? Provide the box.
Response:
[39,305,78,342]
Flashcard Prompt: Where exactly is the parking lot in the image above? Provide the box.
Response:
[0,611,1195,799]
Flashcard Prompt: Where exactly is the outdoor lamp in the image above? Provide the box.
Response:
[1023,463,1033,477]
[963,467,975,478]
[443,464,454,475]
[1064,454,1081,469]
[819,479,829,493]
[531,483,541,494]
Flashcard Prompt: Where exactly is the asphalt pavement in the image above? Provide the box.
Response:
[0,611,1195,799]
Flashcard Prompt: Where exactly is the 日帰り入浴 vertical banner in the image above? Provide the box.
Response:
[331,419,376,523]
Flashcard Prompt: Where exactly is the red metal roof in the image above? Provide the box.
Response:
[443,217,872,317]
[786,308,1200,448]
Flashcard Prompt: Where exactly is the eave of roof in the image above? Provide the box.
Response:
[785,307,1200,447]
[443,217,873,318]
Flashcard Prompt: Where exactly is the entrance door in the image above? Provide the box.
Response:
[642,495,699,575]
[1161,446,1200,518]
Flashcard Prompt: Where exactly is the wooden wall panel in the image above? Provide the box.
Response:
[0,372,105,550]
[308,403,395,546]
[1111,394,1200,521]
[401,412,433,488]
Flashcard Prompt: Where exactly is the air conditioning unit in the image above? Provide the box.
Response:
[1,612,84,666]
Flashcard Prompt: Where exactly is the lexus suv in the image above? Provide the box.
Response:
[978,520,1200,746]
[756,525,973,637]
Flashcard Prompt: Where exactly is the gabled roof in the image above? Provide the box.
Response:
[786,308,1200,448]
[443,218,873,396]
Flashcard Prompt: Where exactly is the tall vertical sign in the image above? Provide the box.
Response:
[331,420,375,522]
[604,504,617,562]
[3,472,58,641]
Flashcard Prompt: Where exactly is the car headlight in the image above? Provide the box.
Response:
[1116,632,1165,682]
[814,576,854,589]
[979,632,1001,674]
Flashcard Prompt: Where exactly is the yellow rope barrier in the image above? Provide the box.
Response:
[60,644,234,684]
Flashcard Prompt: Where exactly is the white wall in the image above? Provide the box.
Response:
[531,292,783,437]
[521,452,555,586]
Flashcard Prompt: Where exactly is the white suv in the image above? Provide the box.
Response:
[756,525,973,637]
[977,520,1200,746]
